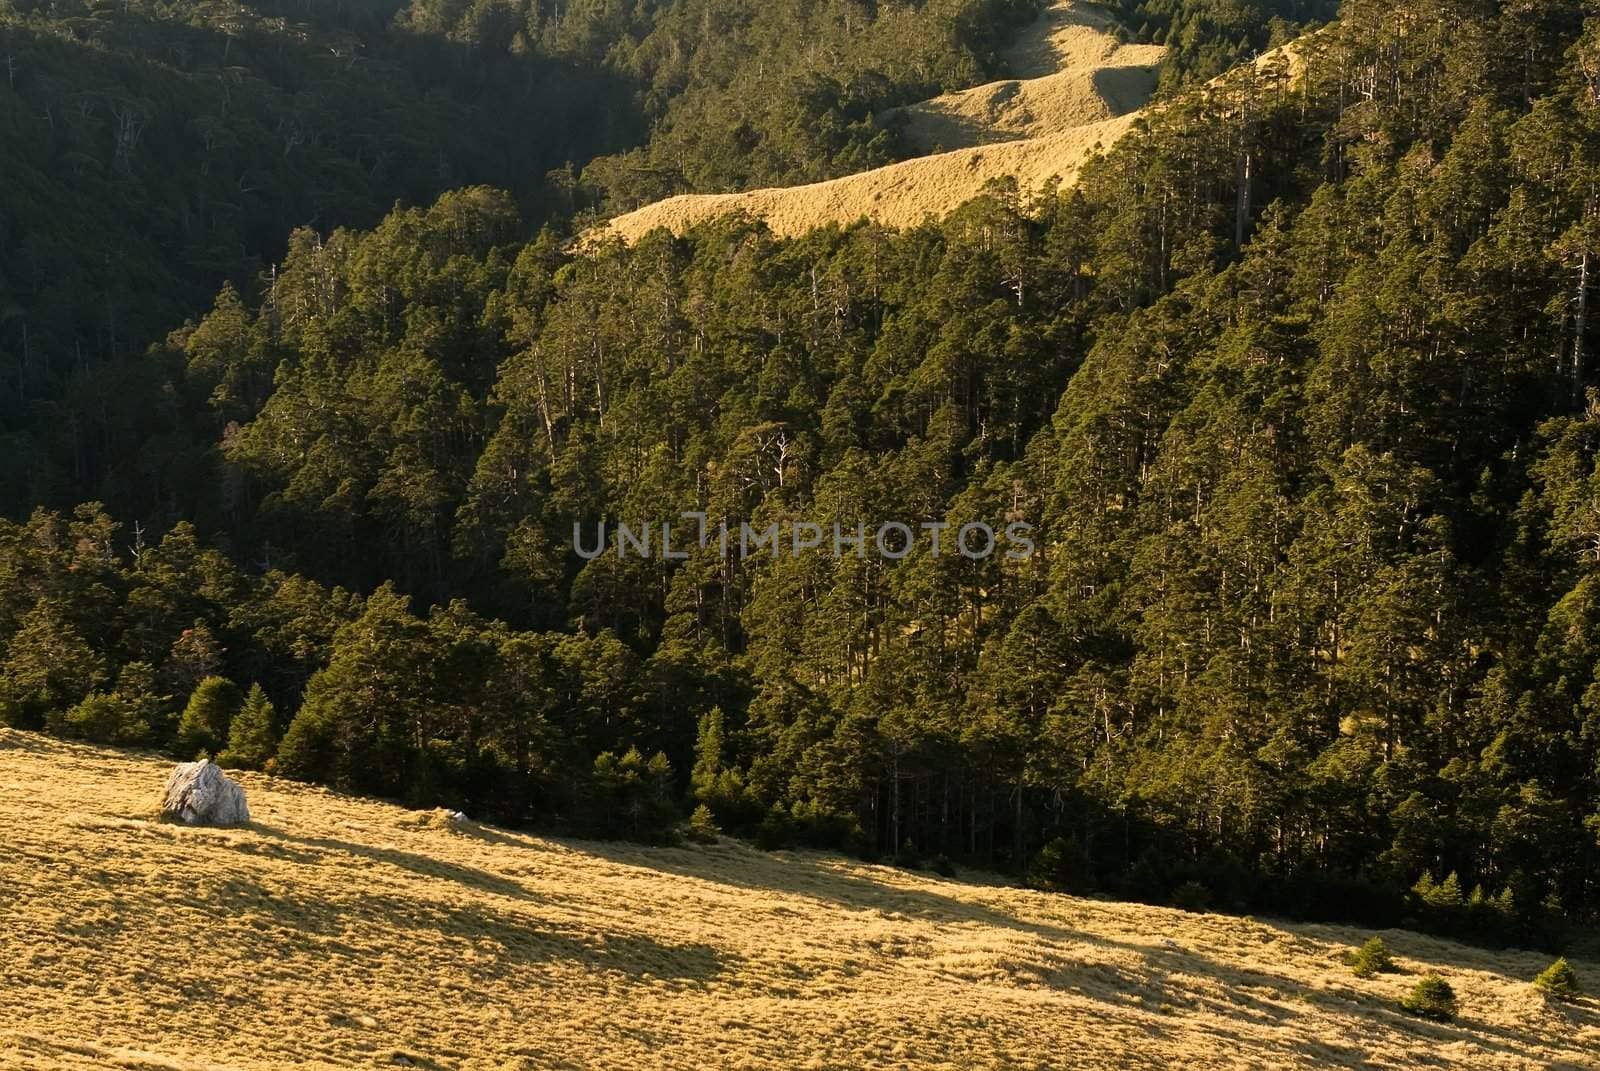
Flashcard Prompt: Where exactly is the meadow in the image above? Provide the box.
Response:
[2,729,1596,1071]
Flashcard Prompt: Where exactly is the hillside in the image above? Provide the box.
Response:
[604,0,1163,241]
[603,114,1142,241]
[891,1,1165,152]
[2,730,1597,1071]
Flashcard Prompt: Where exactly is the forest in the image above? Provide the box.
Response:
[2,0,1597,951]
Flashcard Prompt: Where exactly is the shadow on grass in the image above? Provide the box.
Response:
[244,822,542,903]
[1093,63,1160,114]
[559,835,1112,942]
[464,825,1599,1062]
[200,868,729,985]
[1371,994,1600,1062]
[189,823,734,984]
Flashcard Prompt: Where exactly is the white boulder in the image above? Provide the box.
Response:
[161,760,250,827]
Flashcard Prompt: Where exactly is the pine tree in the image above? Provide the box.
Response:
[276,584,440,798]
[219,684,278,771]
[0,601,106,730]
[176,677,244,758]
[1533,958,1583,1002]
[1400,975,1459,1022]
[50,662,169,747]
[1348,937,1397,978]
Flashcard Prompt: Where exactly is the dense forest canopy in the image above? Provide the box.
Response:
[0,0,1057,365]
[0,0,628,355]
[0,0,1330,380]
[3,0,1600,951]
[0,0,1085,508]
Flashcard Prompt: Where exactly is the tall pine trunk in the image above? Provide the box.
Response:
[1575,248,1590,407]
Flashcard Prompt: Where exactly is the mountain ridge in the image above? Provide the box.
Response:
[603,0,1165,242]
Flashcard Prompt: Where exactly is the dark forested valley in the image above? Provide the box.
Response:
[3,0,1598,952]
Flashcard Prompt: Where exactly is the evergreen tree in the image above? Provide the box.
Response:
[1400,975,1459,1022]
[1533,957,1583,1001]
[175,676,245,758]
[49,662,169,747]
[218,684,278,771]
[0,601,106,731]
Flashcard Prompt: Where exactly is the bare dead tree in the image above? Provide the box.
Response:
[108,99,147,174]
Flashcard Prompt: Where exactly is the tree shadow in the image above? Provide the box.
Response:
[1136,941,1600,1067]
[1094,63,1161,115]
[520,831,1154,957]
[199,870,729,984]
[1004,0,1128,79]
[516,831,1599,1062]
[1096,939,1599,1068]
[0,729,62,755]
[245,822,544,903]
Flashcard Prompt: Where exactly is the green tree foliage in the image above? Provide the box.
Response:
[0,0,1053,525]
[1400,975,1459,1022]
[1111,0,1336,92]
[175,676,244,758]
[48,662,168,747]
[219,683,278,771]
[0,601,105,730]
[563,0,1046,208]
[687,802,721,843]
[589,747,679,842]
[1348,937,1397,979]
[1533,957,1583,1001]
[276,584,451,799]
[0,0,627,372]
[691,705,753,821]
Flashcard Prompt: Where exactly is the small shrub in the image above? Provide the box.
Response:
[1399,974,1458,1021]
[929,853,957,878]
[1533,957,1582,1002]
[1348,936,1398,978]
[1026,838,1065,889]
[1170,880,1213,913]
[897,838,923,869]
[685,803,720,844]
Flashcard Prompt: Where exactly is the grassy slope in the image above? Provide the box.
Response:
[891,2,1164,153]
[602,115,1141,241]
[2,730,1598,1071]
[604,0,1163,242]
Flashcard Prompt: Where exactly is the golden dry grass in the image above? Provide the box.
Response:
[890,0,1163,154]
[3,729,1598,1071]
[603,114,1140,242]
[603,1,1161,243]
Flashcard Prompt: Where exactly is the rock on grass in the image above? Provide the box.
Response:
[160,760,250,827]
